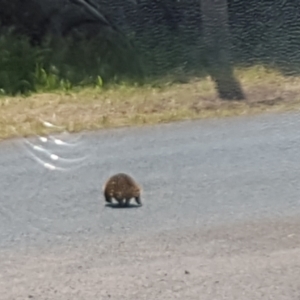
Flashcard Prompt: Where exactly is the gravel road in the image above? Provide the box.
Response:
[1,112,300,299]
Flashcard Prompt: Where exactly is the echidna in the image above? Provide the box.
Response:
[103,173,142,207]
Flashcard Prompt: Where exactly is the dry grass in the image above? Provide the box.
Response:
[1,65,300,141]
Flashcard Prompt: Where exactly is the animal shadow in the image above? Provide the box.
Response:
[105,202,142,209]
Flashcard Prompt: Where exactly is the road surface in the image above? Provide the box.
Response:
[0,112,300,299]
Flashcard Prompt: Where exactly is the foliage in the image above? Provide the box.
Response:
[2,0,300,96]
[0,28,145,96]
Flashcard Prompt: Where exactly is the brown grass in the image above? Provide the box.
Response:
[1,66,300,141]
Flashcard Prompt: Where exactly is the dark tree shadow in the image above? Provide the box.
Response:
[201,0,245,101]
[209,66,245,100]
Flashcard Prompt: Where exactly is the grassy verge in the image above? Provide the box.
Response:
[1,65,300,141]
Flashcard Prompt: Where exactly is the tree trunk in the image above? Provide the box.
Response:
[201,0,245,100]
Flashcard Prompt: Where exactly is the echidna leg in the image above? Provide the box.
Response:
[104,193,112,203]
[125,198,131,206]
[118,199,124,206]
[135,196,142,205]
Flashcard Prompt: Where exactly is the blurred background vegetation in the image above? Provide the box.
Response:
[0,0,299,96]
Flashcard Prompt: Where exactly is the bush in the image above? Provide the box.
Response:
[0,24,209,96]
[0,27,146,96]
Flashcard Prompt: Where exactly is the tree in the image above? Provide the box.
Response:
[201,0,245,100]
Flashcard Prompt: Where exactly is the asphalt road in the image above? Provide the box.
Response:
[1,112,300,299]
